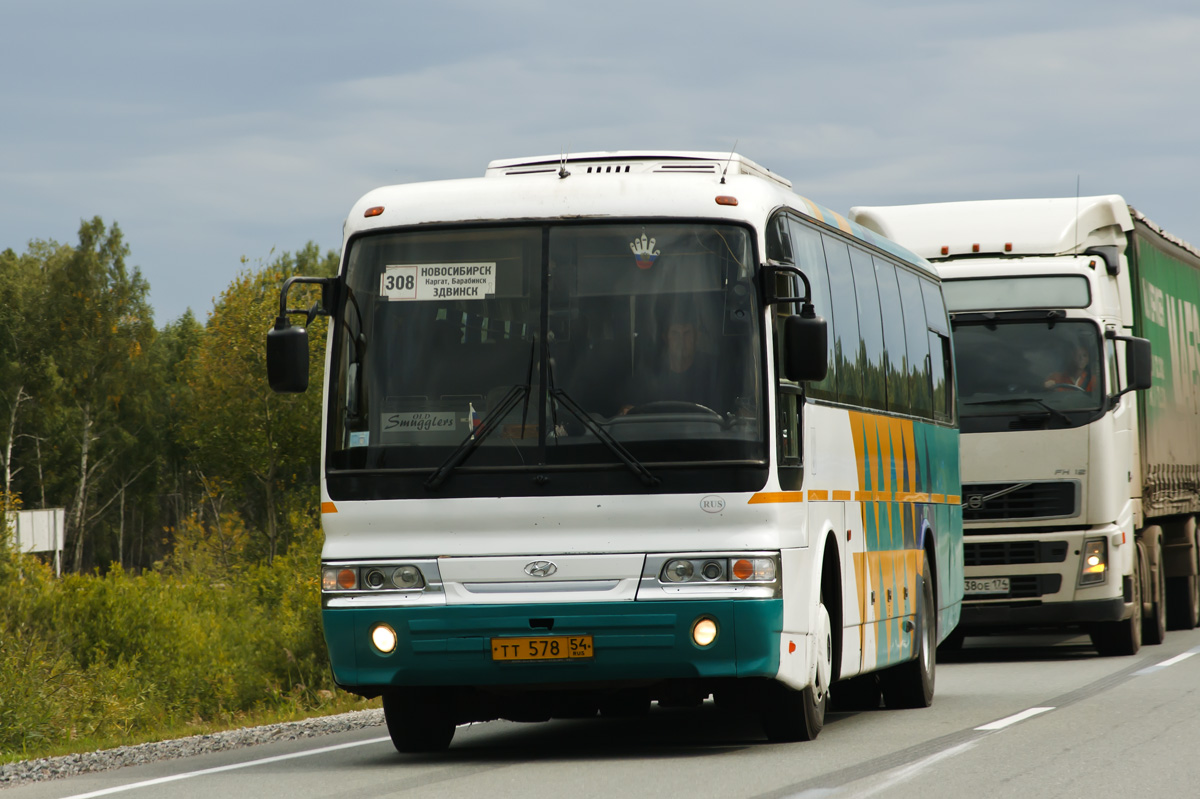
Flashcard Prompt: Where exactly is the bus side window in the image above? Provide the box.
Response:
[789,217,836,401]
[823,234,862,406]
[896,268,932,418]
[921,278,954,423]
[850,246,887,411]
[874,258,910,415]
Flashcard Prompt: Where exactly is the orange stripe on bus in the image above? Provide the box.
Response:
[321,502,338,514]
[833,490,852,501]
[808,490,829,501]
[748,492,805,504]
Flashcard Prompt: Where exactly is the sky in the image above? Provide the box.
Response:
[3,0,1199,325]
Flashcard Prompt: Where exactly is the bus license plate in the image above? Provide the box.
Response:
[491,635,594,661]
[964,577,1010,596]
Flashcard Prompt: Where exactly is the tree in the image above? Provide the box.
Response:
[34,218,157,572]
[181,244,335,563]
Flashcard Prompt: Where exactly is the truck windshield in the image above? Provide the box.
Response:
[953,319,1104,427]
[327,222,764,490]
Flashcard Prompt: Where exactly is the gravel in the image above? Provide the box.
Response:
[0,708,385,790]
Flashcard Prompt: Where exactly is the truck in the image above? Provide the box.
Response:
[849,195,1200,654]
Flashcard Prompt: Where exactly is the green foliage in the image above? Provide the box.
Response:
[0,521,336,759]
[1,227,345,760]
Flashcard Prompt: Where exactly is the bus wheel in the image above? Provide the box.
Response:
[1089,549,1141,656]
[761,601,829,742]
[1144,538,1168,645]
[382,689,457,753]
[880,551,936,709]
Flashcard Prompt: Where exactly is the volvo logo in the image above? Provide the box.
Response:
[966,494,984,510]
[524,560,558,578]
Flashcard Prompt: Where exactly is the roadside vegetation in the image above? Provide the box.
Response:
[0,220,369,762]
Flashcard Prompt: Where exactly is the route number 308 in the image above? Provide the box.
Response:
[383,273,415,291]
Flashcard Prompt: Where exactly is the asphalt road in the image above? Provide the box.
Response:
[7,627,1200,799]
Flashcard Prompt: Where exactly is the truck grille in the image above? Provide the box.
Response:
[962,481,1077,521]
[965,541,1069,566]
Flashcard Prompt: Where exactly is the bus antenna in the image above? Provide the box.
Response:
[559,146,571,179]
[720,140,738,184]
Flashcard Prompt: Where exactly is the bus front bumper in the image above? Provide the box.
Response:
[322,599,784,691]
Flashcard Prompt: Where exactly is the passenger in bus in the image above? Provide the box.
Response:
[1044,344,1096,392]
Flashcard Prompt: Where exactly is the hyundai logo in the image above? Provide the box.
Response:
[524,560,558,578]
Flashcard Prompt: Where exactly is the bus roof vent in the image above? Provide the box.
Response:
[485,151,791,188]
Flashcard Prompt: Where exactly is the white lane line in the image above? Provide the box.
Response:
[848,740,979,798]
[58,736,392,799]
[1135,646,1200,676]
[974,706,1054,731]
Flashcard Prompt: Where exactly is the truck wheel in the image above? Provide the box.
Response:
[1089,550,1141,656]
[880,551,936,709]
[383,689,457,753]
[761,599,830,742]
[1144,539,1168,645]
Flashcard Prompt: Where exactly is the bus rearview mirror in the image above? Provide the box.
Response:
[783,313,828,383]
[267,319,310,393]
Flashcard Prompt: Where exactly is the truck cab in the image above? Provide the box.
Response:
[850,196,1171,654]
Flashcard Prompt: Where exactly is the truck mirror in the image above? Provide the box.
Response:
[267,318,310,393]
[1126,336,1152,392]
[783,313,828,383]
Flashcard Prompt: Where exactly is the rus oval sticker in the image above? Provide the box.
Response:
[700,495,726,513]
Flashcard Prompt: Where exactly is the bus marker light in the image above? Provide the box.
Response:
[371,623,398,654]
[337,568,358,590]
[364,206,385,217]
[692,618,718,647]
[715,196,738,206]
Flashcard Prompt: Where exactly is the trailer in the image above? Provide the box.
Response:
[850,196,1200,654]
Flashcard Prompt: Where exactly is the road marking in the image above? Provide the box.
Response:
[848,740,978,798]
[974,706,1054,731]
[1134,645,1200,675]
[58,736,392,799]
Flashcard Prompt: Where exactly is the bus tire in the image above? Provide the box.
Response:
[761,600,830,742]
[1144,538,1168,645]
[1089,551,1141,656]
[382,689,457,753]
[880,551,936,710]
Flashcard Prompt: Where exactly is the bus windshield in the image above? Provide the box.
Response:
[328,222,764,490]
[953,318,1104,428]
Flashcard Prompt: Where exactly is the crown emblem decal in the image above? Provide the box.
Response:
[630,231,660,270]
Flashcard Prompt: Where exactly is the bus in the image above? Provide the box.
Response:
[266,151,963,751]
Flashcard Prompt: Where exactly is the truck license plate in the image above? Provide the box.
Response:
[491,635,594,661]
[964,577,1010,596]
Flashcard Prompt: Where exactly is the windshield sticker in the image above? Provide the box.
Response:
[630,232,660,270]
[382,411,458,433]
[348,431,369,448]
[381,263,497,302]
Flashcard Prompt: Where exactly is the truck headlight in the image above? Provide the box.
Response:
[1079,538,1107,586]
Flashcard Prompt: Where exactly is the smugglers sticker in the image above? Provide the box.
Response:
[381,263,497,302]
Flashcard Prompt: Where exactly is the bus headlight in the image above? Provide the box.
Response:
[371,623,398,654]
[664,559,695,582]
[1079,538,1107,586]
[692,617,718,647]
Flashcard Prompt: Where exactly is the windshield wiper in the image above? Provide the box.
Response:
[424,384,529,491]
[550,388,660,487]
[425,338,539,491]
[965,396,1072,426]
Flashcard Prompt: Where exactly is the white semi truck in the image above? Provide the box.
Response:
[849,196,1200,654]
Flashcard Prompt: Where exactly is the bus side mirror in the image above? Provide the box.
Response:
[783,312,828,383]
[267,318,310,393]
[1125,336,1152,392]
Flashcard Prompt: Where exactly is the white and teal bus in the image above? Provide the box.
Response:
[267,151,962,751]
